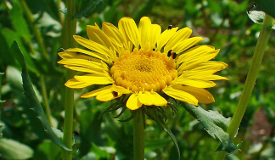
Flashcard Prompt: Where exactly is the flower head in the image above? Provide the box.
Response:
[58,17,228,110]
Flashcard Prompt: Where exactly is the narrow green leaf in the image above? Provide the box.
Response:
[74,0,103,18]
[0,72,4,100]
[0,138,34,159]
[10,41,71,151]
[146,107,180,160]
[182,103,237,153]
[254,0,275,20]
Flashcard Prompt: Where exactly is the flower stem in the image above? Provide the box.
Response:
[40,76,52,126]
[133,109,145,160]
[61,0,76,159]
[214,14,273,160]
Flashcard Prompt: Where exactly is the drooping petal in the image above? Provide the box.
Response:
[118,17,140,48]
[156,27,178,51]
[171,84,215,104]
[150,92,167,106]
[112,85,131,94]
[164,27,192,53]
[96,91,120,101]
[163,85,198,105]
[138,91,154,106]
[126,93,142,110]
[81,85,112,98]
[138,91,167,106]
[65,78,94,88]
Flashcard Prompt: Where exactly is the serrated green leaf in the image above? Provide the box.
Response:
[247,9,275,30]
[10,41,71,151]
[74,0,103,18]
[254,0,275,20]
[0,138,34,159]
[146,107,180,160]
[182,103,237,153]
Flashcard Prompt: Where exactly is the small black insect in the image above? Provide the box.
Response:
[172,52,177,59]
[153,48,155,51]
[167,50,177,59]
[168,25,173,30]
[112,91,118,97]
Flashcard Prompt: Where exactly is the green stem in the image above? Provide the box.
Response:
[61,0,76,160]
[19,0,49,61]
[40,76,52,126]
[214,14,273,160]
[133,109,145,160]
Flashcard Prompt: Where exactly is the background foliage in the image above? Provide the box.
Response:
[0,0,275,159]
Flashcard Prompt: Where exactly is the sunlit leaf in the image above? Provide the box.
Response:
[247,9,275,30]
[10,41,71,151]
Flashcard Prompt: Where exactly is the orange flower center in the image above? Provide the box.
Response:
[110,49,177,92]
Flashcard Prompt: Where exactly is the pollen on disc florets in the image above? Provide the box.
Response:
[110,48,178,92]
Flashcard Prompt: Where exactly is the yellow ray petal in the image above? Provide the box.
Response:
[74,74,114,85]
[179,69,227,80]
[163,86,198,105]
[190,61,228,71]
[81,85,112,98]
[164,27,192,53]
[118,17,140,48]
[171,84,215,104]
[126,93,142,110]
[86,25,115,58]
[139,17,151,49]
[156,27,178,51]
[58,59,109,71]
[64,65,106,74]
[65,48,110,63]
[149,24,161,49]
[150,92,167,106]
[177,45,216,64]
[65,78,93,89]
[167,37,203,54]
[138,91,154,106]
[96,91,120,101]
[102,22,129,51]
[174,78,216,88]
[138,91,167,106]
[203,75,229,80]
[112,85,131,94]
[73,35,113,59]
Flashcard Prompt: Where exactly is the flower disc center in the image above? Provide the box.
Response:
[110,49,178,92]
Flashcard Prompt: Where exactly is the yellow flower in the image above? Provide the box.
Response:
[58,17,228,110]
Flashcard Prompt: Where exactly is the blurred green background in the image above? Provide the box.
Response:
[1,0,275,159]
